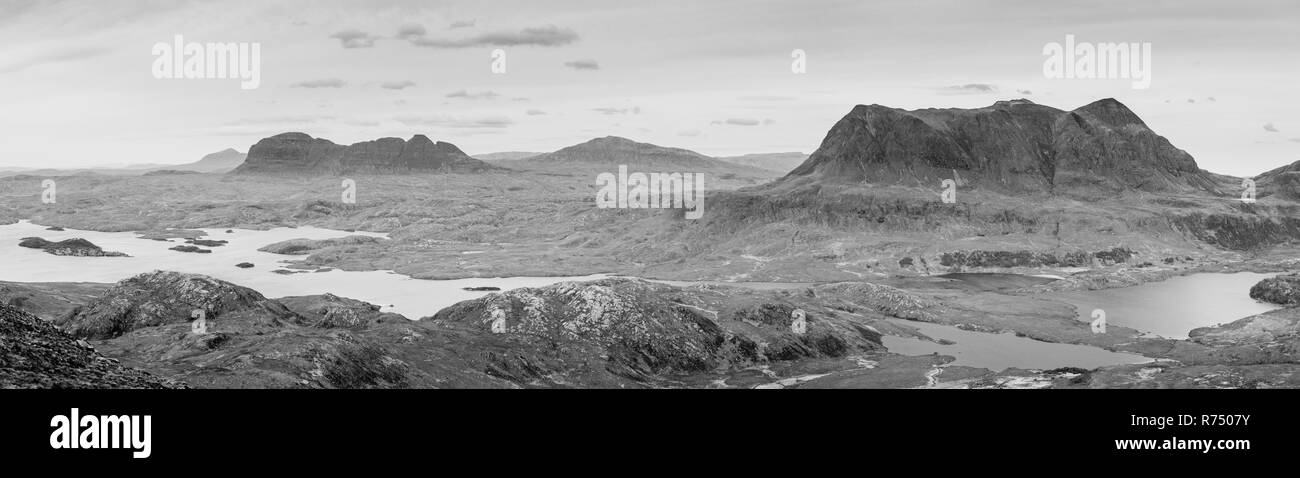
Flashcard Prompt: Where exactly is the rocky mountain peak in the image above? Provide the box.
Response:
[232,132,494,175]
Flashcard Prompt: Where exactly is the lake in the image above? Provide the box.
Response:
[0,220,606,318]
[1045,272,1281,339]
[881,319,1151,371]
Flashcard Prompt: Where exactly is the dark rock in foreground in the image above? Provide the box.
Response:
[1250,274,1300,306]
[19,237,128,257]
[0,304,184,389]
[235,262,255,268]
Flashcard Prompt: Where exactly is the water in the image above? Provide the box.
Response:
[882,319,1151,371]
[0,221,606,318]
[1046,272,1281,339]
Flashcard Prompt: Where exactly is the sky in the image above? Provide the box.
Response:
[0,0,1297,176]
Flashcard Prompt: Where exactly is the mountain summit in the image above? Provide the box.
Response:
[786,99,1215,194]
[233,133,494,175]
[524,136,749,170]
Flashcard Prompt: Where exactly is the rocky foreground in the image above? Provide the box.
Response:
[3,268,1300,389]
[0,303,183,388]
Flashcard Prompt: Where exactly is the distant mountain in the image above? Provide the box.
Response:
[522,136,769,173]
[179,148,247,173]
[473,151,542,161]
[0,148,245,177]
[232,133,495,175]
[787,98,1219,195]
[715,152,807,173]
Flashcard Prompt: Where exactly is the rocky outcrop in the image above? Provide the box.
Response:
[787,98,1217,195]
[232,132,495,175]
[19,237,128,257]
[277,293,406,329]
[58,271,301,339]
[428,278,881,383]
[0,303,185,389]
[1250,274,1300,306]
[937,248,1133,270]
[258,235,383,255]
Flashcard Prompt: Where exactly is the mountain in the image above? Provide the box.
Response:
[715,152,808,174]
[522,136,765,172]
[0,149,245,177]
[233,133,496,175]
[473,151,542,161]
[786,98,1219,195]
[177,148,247,173]
[1255,159,1300,201]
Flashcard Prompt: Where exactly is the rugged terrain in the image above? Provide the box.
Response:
[234,133,496,175]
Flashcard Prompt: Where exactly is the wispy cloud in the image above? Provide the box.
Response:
[712,118,761,126]
[1264,122,1279,133]
[291,78,346,88]
[330,29,379,48]
[394,115,514,128]
[380,80,416,90]
[0,46,111,74]
[396,23,427,40]
[446,89,499,100]
[563,59,599,70]
[448,19,476,30]
[737,95,795,102]
[594,107,640,115]
[408,25,579,48]
[525,109,548,115]
[937,83,998,95]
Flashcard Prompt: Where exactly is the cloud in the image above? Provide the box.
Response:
[712,118,761,126]
[763,118,776,125]
[525,109,547,115]
[225,115,336,126]
[563,59,599,70]
[0,46,111,74]
[1290,138,1300,143]
[380,80,416,90]
[1187,98,1196,103]
[446,89,499,100]
[1016,89,1033,95]
[449,19,476,29]
[1264,122,1279,133]
[291,78,346,88]
[1207,97,1217,102]
[394,115,514,128]
[330,30,379,48]
[593,107,640,115]
[677,129,702,137]
[737,95,795,102]
[937,84,998,95]
[409,25,579,48]
[396,24,427,40]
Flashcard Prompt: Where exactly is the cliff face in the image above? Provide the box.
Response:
[233,133,495,175]
[0,303,185,389]
[787,99,1217,195]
